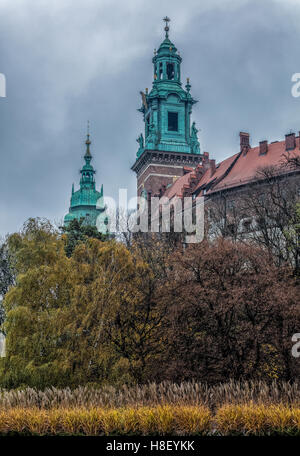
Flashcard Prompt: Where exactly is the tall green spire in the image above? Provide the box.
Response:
[79,129,96,190]
[64,124,108,232]
[136,17,201,157]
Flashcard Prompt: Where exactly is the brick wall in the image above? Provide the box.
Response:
[137,163,185,196]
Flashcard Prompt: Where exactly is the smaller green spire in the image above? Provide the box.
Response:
[79,123,96,190]
[64,123,108,231]
[84,120,92,164]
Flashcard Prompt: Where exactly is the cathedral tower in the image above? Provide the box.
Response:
[132,17,203,198]
[64,127,108,232]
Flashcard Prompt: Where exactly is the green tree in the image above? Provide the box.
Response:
[0,238,16,327]
[61,218,108,257]
[0,218,165,388]
[0,218,72,388]
[55,238,166,385]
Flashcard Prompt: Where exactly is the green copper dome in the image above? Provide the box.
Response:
[135,17,201,157]
[157,37,177,55]
[64,131,108,233]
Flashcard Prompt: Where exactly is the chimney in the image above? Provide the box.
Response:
[202,152,211,170]
[210,159,216,176]
[240,132,250,155]
[203,151,209,161]
[285,132,295,151]
[259,140,268,155]
[195,163,203,179]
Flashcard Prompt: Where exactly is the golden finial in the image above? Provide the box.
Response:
[145,88,148,94]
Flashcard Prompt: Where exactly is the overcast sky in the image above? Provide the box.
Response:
[1,0,300,236]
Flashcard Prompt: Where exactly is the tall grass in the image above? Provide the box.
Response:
[0,406,212,436]
[0,381,298,435]
[0,380,298,410]
[216,403,300,435]
[0,404,298,435]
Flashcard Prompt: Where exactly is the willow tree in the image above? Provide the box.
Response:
[61,238,166,385]
[0,218,72,388]
[0,218,166,388]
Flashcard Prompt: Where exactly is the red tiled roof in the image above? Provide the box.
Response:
[194,153,240,192]
[209,138,300,193]
[162,136,300,199]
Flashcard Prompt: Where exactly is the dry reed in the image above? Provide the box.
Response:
[0,380,298,411]
[0,381,298,435]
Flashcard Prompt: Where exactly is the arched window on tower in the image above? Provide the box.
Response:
[159,62,163,80]
[167,62,175,80]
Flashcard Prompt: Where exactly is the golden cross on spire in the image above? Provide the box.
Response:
[163,16,170,38]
